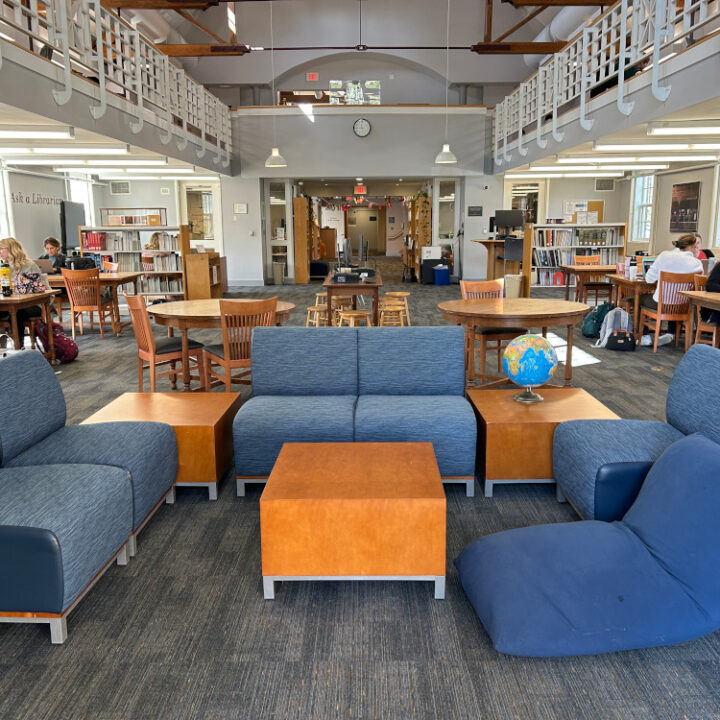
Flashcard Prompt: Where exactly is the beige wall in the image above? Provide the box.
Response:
[347,206,383,255]
[545,177,631,223]
[386,202,407,257]
[652,167,715,253]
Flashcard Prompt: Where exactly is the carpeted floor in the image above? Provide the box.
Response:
[3,262,717,720]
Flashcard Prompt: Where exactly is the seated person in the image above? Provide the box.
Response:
[38,237,66,272]
[701,259,720,324]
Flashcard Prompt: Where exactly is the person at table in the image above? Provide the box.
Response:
[640,233,704,335]
[700,259,720,325]
[0,237,51,329]
[38,237,66,273]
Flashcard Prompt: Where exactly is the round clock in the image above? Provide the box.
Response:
[353,118,371,138]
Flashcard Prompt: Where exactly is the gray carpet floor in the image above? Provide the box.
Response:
[3,260,718,720]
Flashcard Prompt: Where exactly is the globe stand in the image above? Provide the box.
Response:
[513,387,544,403]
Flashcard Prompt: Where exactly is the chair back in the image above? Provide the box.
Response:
[220,298,277,362]
[573,254,601,265]
[62,267,101,309]
[657,271,695,315]
[460,279,504,300]
[125,293,156,354]
[102,260,119,272]
[694,274,707,290]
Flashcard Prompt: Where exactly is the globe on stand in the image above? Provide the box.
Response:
[502,334,559,403]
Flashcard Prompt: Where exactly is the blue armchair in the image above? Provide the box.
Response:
[553,343,720,520]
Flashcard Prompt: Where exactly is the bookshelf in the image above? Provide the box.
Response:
[527,223,627,288]
[184,252,224,300]
[78,225,185,297]
[99,207,167,226]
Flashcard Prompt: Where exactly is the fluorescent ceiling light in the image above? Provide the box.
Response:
[86,159,166,166]
[557,157,635,163]
[0,145,129,155]
[132,167,193,173]
[648,124,720,136]
[558,155,719,163]
[55,167,119,173]
[0,148,31,154]
[530,164,668,171]
[4,158,78,165]
[166,176,217,181]
[595,143,720,151]
[99,175,218,181]
[0,126,74,140]
[506,172,624,178]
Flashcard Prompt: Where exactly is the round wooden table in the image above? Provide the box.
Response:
[438,298,589,387]
[149,299,295,391]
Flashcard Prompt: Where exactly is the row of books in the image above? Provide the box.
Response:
[137,277,184,294]
[81,231,179,252]
[534,228,618,248]
[533,247,618,269]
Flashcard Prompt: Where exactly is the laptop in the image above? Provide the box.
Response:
[35,258,57,274]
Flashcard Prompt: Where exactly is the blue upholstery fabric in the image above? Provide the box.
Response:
[354,396,476,477]
[357,326,466,396]
[233,396,356,476]
[252,327,358,396]
[455,434,720,657]
[0,351,66,465]
[553,419,682,519]
[7,422,177,531]
[0,464,132,611]
[666,344,720,444]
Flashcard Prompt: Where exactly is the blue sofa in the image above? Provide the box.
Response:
[0,352,178,642]
[233,326,477,496]
[455,433,720,656]
[553,343,720,520]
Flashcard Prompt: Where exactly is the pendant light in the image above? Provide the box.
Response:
[435,0,457,165]
[264,2,287,168]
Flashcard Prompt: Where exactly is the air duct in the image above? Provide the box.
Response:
[523,6,600,67]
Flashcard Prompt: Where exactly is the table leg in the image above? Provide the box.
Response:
[111,286,122,335]
[326,288,333,326]
[633,286,641,336]
[180,329,191,391]
[564,323,574,387]
[44,300,55,365]
[686,302,694,352]
[8,308,21,350]
[373,288,379,326]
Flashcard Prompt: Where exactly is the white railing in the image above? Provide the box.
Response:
[0,0,231,167]
[494,0,720,166]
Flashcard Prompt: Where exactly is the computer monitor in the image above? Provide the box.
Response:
[642,257,656,278]
[494,209,525,230]
[342,237,353,264]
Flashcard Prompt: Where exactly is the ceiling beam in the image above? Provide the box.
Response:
[494,7,545,42]
[157,43,250,56]
[471,41,566,53]
[484,0,493,43]
[101,0,211,8]
[509,0,607,5]
[174,9,224,43]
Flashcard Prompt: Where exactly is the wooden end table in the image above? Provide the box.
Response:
[83,392,242,500]
[260,442,446,600]
[467,388,618,497]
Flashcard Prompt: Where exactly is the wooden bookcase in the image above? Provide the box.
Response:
[180,227,227,299]
[526,222,627,288]
[293,197,311,283]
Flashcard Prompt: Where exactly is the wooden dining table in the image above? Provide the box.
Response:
[607,274,656,335]
[148,298,295,391]
[48,272,142,333]
[680,290,720,351]
[559,264,616,301]
[438,298,589,387]
[0,290,59,364]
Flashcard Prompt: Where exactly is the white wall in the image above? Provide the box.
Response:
[386,203,407,256]
[220,176,264,286]
[653,167,715,253]
[463,175,504,279]
[92,180,179,226]
[320,207,345,252]
[545,177,631,223]
[8,171,66,258]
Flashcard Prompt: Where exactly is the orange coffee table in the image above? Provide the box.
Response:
[84,392,242,500]
[260,442,446,599]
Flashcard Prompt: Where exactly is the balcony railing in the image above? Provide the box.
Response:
[494,0,720,166]
[0,0,231,166]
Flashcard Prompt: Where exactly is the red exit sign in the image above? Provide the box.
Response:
[305,72,318,82]
[354,184,367,195]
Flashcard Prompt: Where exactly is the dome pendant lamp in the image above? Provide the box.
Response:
[264,2,287,169]
[435,0,457,165]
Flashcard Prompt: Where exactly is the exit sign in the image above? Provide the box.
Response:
[306,72,318,82]
[354,184,367,195]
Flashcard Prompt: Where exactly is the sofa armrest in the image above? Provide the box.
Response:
[594,462,654,522]
[0,526,64,613]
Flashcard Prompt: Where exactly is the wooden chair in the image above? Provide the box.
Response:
[102,260,119,272]
[639,271,695,352]
[693,274,720,347]
[572,254,613,305]
[125,294,206,392]
[61,268,118,339]
[204,298,277,391]
[459,280,527,383]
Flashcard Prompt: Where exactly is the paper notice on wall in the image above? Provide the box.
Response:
[563,201,574,215]
[576,212,588,224]
[563,213,574,223]
[587,211,599,224]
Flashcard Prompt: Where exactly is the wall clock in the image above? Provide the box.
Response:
[353,118,371,138]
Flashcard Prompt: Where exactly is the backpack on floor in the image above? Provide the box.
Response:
[34,321,78,364]
[581,301,614,338]
[594,307,635,350]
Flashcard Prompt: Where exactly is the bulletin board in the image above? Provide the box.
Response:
[563,200,605,224]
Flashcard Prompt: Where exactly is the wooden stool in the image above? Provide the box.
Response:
[384,291,411,325]
[379,303,405,326]
[306,304,329,327]
[337,309,371,327]
[331,295,354,325]
[315,291,328,304]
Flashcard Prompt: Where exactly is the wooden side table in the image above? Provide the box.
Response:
[466,388,618,497]
[83,392,242,500]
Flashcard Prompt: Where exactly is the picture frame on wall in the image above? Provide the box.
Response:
[670,181,700,233]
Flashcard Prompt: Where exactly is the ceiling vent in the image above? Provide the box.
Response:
[595,178,615,192]
[110,180,131,196]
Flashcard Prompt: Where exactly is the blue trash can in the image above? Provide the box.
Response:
[434,266,450,285]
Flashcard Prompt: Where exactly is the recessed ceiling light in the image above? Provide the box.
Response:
[356,177,363,182]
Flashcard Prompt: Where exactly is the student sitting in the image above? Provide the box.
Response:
[38,237,66,273]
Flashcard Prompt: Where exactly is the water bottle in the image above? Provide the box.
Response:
[0,259,11,297]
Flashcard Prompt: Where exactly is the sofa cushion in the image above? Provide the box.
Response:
[454,519,715,657]
[622,433,720,614]
[357,326,466,396]
[666,344,720,444]
[6,422,177,531]
[252,327,358,396]
[0,464,132,612]
[354,395,476,477]
[233,396,356,476]
[0,351,66,466]
[553,419,683,519]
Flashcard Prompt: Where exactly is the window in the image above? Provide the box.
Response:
[0,167,13,238]
[631,174,655,244]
